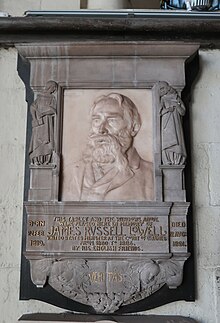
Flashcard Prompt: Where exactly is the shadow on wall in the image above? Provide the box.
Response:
[81,0,160,9]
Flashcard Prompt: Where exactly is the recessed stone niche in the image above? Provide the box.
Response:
[17,41,198,317]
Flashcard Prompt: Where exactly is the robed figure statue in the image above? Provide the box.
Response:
[159,81,186,166]
[29,81,58,166]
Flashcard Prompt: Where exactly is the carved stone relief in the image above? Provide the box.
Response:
[28,80,60,201]
[24,82,190,311]
[62,92,154,202]
[150,81,188,202]
[158,81,186,166]
[29,257,186,314]
[17,42,198,314]
[29,80,57,166]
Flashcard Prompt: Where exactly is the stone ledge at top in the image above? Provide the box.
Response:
[0,15,220,48]
[18,313,198,323]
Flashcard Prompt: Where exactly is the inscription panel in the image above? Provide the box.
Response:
[27,216,46,251]
[26,215,169,254]
[170,216,188,253]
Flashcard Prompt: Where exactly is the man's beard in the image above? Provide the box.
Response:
[83,130,132,171]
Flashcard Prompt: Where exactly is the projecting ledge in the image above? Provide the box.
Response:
[18,313,199,323]
[0,14,220,47]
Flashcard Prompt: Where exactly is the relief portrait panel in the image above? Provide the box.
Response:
[61,89,154,201]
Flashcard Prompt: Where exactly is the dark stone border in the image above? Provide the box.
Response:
[0,15,220,47]
[18,313,198,322]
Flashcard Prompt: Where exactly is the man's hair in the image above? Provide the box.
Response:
[91,93,141,136]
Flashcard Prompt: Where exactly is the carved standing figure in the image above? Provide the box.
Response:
[159,81,186,165]
[29,81,58,165]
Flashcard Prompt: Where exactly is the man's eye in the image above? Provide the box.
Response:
[92,119,101,126]
[108,118,120,125]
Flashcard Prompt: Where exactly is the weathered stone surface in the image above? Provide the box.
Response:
[16,43,197,89]
[0,16,219,47]
[191,143,210,207]
[191,51,220,144]
[195,206,220,268]
[209,143,220,206]
[192,142,220,207]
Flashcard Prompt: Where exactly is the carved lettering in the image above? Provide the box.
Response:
[28,230,45,236]
[27,215,169,253]
[88,272,123,283]
[30,240,45,247]
[170,231,187,237]
[171,221,186,227]
[172,241,187,247]
[29,220,45,227]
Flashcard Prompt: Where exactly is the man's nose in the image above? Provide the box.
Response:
[98,120,108,134]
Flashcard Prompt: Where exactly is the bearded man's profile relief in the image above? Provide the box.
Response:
[62,93,154,201]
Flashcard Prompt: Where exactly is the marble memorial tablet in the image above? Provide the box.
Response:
[17,42,199,314]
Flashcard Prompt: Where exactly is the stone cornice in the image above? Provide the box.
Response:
[0,14,220,47]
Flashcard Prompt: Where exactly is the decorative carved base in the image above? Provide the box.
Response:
[25,201,190,314]
[52,257,188,313]
[28,256,189,314]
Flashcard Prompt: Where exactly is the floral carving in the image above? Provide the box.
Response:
[29,258,184,314]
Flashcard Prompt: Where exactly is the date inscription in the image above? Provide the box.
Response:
[27,215,169,253]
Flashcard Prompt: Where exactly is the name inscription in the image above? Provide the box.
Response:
[27,215,169,253]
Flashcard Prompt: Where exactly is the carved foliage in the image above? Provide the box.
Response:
[29,258,184,314]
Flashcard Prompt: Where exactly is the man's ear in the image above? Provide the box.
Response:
[131,122,141,137]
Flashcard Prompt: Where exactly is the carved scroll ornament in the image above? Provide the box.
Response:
[158,81,187,166]
[29,80,58,166]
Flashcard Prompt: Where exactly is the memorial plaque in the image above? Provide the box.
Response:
[17,42,198,314]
